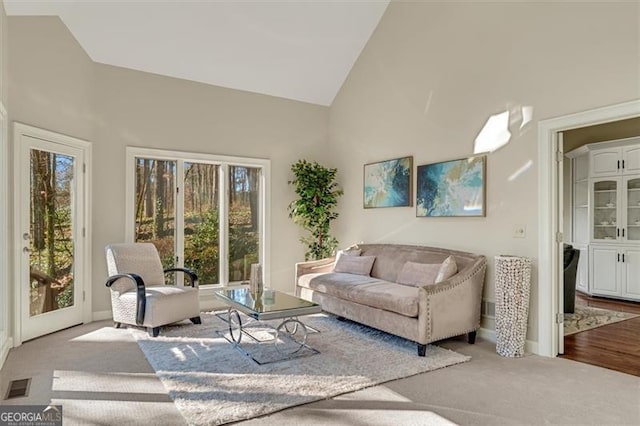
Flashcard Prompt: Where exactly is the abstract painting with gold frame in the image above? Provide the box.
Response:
[363,156,413,208]
[416,156,486,217]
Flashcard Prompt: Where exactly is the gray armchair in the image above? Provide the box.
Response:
[105,243,201,336]
[563,244,580,314]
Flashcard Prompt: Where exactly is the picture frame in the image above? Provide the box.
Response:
[363,156,413,208]
[416,156,486,217]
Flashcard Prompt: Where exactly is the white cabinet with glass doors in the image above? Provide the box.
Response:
[591,176,640,244]
[569,136,640,301]
[589,175,640,301]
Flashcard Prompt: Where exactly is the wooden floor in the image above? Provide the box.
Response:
[561,293,640,376]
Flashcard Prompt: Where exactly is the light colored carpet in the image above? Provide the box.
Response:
[2,320,639,425]
[564,305,639,335]
[130,313,470,426]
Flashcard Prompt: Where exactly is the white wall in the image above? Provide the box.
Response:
[91,64,329,312]
[0,1,10,365]
[328,1,640,343]
[8,17,329,318]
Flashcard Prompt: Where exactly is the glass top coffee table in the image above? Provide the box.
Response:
[214,288,322,364]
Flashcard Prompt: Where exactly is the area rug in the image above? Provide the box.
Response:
[130,312,470,426]
[564,305,639,335]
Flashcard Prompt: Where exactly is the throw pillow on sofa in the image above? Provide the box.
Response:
[397,256,458,286]
[334,245,362,263]
[334,255,376,276]
[436,255,457,282]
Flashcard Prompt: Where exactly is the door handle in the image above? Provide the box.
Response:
[622,254,625,263]
[23,247,30,253]
[622,228,625,238]
[23,233,30,240]
[618,253,620,262]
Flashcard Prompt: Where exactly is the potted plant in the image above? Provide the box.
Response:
[288,160,343,260]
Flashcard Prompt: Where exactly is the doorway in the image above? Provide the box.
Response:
[559,118,640,375]
[13,123,92,344]
[537,99,640,357]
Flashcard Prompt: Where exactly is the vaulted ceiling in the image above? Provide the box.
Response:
[4,0,390,106]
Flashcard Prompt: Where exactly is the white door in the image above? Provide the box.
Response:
[590,245,620,296]
[591,178,620,242]
[15,125,90,342]
[622,145,640,174]
[590,148,621,177]
[624,176,640,242]
[557,133,564,354]
[622,248,640,299]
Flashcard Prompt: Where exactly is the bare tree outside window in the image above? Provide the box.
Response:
[29,150,74,315]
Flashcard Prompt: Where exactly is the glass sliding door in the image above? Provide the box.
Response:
[183,162,220,284]
[128,148,268,287]
[134,159,177,271]
[228,166,261,282]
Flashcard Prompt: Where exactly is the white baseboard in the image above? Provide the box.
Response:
[1,336,13,369]
[479,327,540,355]
[92,310,112,321]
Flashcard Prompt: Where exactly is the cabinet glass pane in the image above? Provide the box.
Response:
[627,178,640,241]
[593,180,617,241]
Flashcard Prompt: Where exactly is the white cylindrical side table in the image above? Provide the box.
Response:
[495,255,532,357]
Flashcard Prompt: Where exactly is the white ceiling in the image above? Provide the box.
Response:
[4,0,389,106]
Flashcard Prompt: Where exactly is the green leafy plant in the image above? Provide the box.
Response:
[288,160,343,260]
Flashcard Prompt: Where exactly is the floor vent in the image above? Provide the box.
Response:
[5,378,30,399]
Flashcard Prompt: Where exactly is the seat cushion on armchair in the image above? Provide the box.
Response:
[112,286,200,328]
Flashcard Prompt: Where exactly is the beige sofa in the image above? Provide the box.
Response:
[295,244,487,356]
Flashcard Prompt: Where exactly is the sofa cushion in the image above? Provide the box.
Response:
[436,255,458,282]
[298,272,419,317]
[333,246,362,268]
[396,255,458,287]
[397,261,440,286]
[334,255,376,276]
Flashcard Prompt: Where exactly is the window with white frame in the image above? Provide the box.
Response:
[126,148,270,286]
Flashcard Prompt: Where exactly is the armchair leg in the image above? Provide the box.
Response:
[114,322,122,329]
[468,331,477,344]
[190,316,202,325]
[417,343,427,357]
[149,327,160,337]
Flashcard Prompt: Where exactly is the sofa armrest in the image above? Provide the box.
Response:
[295,257,336,280]
[417,256,487,343]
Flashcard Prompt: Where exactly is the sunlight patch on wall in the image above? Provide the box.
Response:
[520,106,533,129]
[474,106,535,154]
[508,160,533,182]
[474,111,511,154]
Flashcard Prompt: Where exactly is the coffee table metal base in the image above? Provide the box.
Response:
[215,308,320,365]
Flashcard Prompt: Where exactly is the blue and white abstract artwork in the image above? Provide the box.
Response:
[363,156,412,208]
[416,156,486,217]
